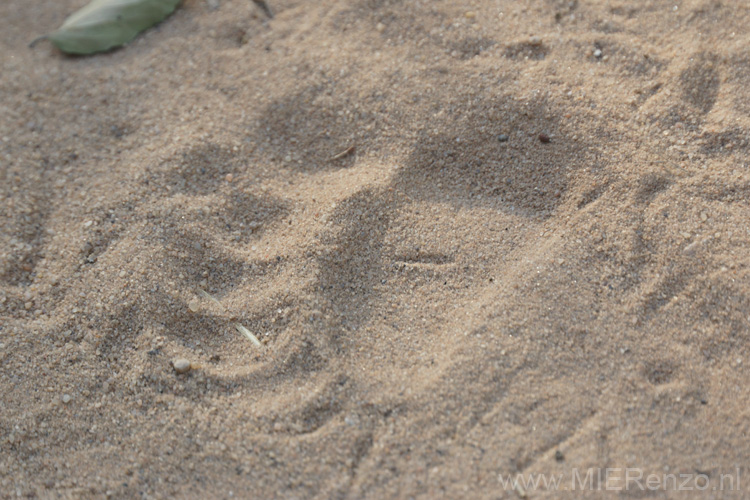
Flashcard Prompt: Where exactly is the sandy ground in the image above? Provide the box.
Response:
[2,0,750,498]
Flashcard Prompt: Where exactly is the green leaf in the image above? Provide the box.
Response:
[35,0,182,55]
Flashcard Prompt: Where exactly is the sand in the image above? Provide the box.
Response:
[2,0,750,498]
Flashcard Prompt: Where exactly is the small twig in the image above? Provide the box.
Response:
[197,288,262,347]
[29,35,48,49]
[235,324,262,347]
[251,0,273,18]
[198,288,222,308]
[329,145,356,161]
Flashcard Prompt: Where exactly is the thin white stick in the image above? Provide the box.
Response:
[197,288,262,347]
[234,323,262,347]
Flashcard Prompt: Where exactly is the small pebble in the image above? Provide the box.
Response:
[188,299,200,313]
[173,359,191,374]
[538,133,551,143]
[594,49,603,59]
[497,134,509,143]
[225,173,234,183]
[376,22,386,33]
[555,450,564,462]
[62,394,72,404]
[528,36,542,46]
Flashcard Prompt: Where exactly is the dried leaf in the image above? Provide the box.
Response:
[32,0,182,55]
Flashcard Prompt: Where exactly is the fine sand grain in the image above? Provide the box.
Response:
[2,0,750,498]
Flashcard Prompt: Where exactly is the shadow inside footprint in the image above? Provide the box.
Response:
[315,188,394,344]
[394,95,582,218]
[249,84,376,172]
[680,54,720,115]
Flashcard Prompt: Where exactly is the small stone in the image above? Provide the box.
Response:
[528,36,542,46]
[188,299,200,313]
[173,359,191,374]
[62,394,72,404]
[555,450,564,462]
[594,48,603,58]
[375,22,386,33]
[225,173,234,183]
[538,133,551,143]
[497,134,509,143]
